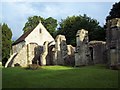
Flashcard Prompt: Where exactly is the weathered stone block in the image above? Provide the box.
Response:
[75,29,91,66]
[41,41,49,66]
[64,45,75,66]
[54,35,68,65]
[6,43,40,67]
[89,41,106,64]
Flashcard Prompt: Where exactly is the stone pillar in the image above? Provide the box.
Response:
[54,35,68,65]
[41,41,49,66]
[64,45,75,66]
[75,29,91,66]
[106,18,120,69]
[67,45,75,56]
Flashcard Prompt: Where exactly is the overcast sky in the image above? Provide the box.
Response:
[1,0,119,40]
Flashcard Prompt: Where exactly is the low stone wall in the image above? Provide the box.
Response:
[89,41,106,64]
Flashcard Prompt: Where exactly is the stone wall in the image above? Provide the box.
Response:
[106,18,120,69]
[53,35,68,65]
[25,22,55,46]
[12,41,25,54]
[8,18,120,68]
[41,41,49,66]
[64,45,75,66]
[89,41,106,64]
[46,45,55,65]
[8,43,40,67]
[75,29,91,66]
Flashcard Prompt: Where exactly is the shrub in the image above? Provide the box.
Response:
[27,64,39,70]
[110,65,120,70]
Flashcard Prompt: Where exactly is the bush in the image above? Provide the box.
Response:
[110,65,120,70]
[27,64,39,70]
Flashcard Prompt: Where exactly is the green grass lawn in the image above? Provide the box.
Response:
[2,64,118,88]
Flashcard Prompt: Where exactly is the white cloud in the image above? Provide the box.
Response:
[37,3,80,21]
[40,5,69,18]
[2,2,116,40]
[3,2,39,19]
[2,2,40,40]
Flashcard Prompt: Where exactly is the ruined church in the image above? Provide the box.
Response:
[5,17,120,69]
[5,22,55,67]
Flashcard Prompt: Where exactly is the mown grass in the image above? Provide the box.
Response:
[2,64,118,88]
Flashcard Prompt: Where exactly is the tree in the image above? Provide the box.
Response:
[23,16,45,33]
[2,23,12,66]
[0,24,2,63]
[57,14,105,46]
[44,17,57,38]
[23,16,57,38]
[106,1,120,20]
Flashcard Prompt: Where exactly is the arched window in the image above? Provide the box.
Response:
[39,28,42,33]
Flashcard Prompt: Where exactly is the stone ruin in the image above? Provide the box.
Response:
[106,18,120,69]
[89,41,107,64]
[37,35,75,66]
[75,29,91,66]
[6,29,106,68]
[40,41,49,66]
[5,43,41,67]
[53,35,75,66]
[5,18,120,69]
[65,45,75,66]
[54,35,68,65]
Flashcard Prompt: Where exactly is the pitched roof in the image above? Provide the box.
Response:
[12,29,33,45]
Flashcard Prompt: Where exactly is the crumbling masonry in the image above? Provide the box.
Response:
[5,18,120,69]
[106,18,120,69]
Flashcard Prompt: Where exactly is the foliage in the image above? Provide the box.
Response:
[44,17,57,38]
[106,1,120,20]
[2,23,12,66]
[2,65,118,88]
[23,16,57,38]
[0,24,2,62]
[27,64,39,70]
[23,16,44,33]
[57,14,106,46]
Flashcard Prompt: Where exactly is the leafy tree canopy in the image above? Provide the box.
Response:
[44,17,57,37]
[106,1,120,20]
[57,14,105,46]
[23,16,44,33]
[23,16,57,38]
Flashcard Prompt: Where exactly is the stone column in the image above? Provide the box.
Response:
[65,45,75,66]
[54,35,68,65]
[75,29,90,66]
[106,18,120,69]
[41,41,49,66]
